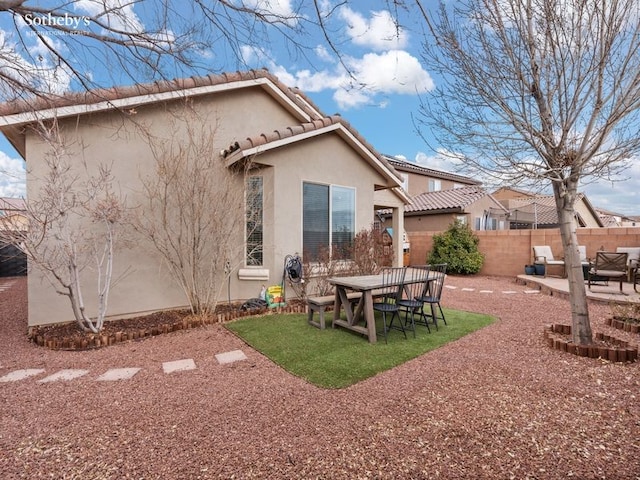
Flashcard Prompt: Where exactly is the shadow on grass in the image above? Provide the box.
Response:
[226,308,495,389]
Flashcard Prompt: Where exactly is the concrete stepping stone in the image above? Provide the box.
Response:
[96,368,141,381]
[38,369,89,383]
[162,359,196,374]
[0,369,45,382]
[215,350,248,365]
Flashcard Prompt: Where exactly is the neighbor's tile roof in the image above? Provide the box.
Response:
[0,69,324,121]
[0,197,26,212]
[406,185,494,213]
[505,196,559,225]
[383,155,480,186]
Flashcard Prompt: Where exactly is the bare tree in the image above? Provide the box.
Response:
[134,103,251,316]
[1,120,128,333]
[349,225,391,275]
[0,0,337,104]
[415,0,640,345]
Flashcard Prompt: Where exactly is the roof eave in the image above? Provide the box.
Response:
[0,77,314,129]
[224,122,405,193]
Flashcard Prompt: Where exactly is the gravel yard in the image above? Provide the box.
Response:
[0,276,639,479]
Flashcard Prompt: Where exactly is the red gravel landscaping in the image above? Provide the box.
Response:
[0,276,638,479]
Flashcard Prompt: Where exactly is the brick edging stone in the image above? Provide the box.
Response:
[543,324,638,363]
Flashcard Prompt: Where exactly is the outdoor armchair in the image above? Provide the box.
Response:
[533,245,566,278]
[615,247,640,282]
[588,252,628,293]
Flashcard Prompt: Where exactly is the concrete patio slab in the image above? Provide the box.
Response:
[162,359,196,374]
[215,350,248,365]
[0,369,45,382]
[38,369,89,383]
[517,274,640,305]
[96,368,141,381]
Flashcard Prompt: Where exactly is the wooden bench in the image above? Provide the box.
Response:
[307,292,362,329]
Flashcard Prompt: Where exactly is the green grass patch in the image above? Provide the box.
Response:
[226,308,495,389]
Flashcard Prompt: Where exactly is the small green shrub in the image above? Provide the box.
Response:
[427,220,484,274]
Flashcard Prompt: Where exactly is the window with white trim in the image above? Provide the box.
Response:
[429,179,442,192]
[303,182,355,261]
[246,176,263,266]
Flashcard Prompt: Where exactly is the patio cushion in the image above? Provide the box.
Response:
[590,269,626,278]
[616,247,640,265]
[533,245,557,262]
[544,260,565,265]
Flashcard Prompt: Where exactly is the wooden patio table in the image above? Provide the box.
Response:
[329,269,434,343]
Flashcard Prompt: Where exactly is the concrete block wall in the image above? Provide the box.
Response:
[407,227,640,276]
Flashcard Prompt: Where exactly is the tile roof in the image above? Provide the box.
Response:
[406,185,496,213]
[224,115,343,156]
[0,197,26,212]
[505,196,559,225]
[0,69,323,122]
[0,69,407,201]
[222,114,405,189]
[383,155,480,185]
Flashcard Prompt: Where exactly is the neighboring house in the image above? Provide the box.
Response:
[594,207,639,227]
[383,155,480,197]
[384,185,509,232]
[0,197,27,231]
[493,187,604,229]
[0,69,409,327]
[0,197,27,277]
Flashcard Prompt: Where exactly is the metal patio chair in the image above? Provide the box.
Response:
[588,251,628,293]
[373,267,408,343]
[396,266,430,337]
[415,263,448,330]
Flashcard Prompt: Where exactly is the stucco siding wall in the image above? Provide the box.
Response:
[24,90,396,325]
[25,89,307,326]
[404,171,465,196]
[254,134,386,283]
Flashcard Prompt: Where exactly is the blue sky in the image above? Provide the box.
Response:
[1,0,638,216]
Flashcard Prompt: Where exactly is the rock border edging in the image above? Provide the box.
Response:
[543,324,638,362]
[29,304,307,351]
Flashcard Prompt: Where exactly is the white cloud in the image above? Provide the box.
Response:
[270,49,433,109]
[415,150,465,173]
[0,28,72,98]
[74,0,144,34]
[314,44,333,63]
[333,87,370,109]
[0,151,26,198]
[581,161,640,216]
[345,50,434,95]
[240,0,299,26]
[339,7,408,51]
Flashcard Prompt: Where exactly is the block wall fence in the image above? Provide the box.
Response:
[407,227,640,276]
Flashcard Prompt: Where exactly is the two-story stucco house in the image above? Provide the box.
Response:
[379,155,509,233]
[0,69,409,327]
